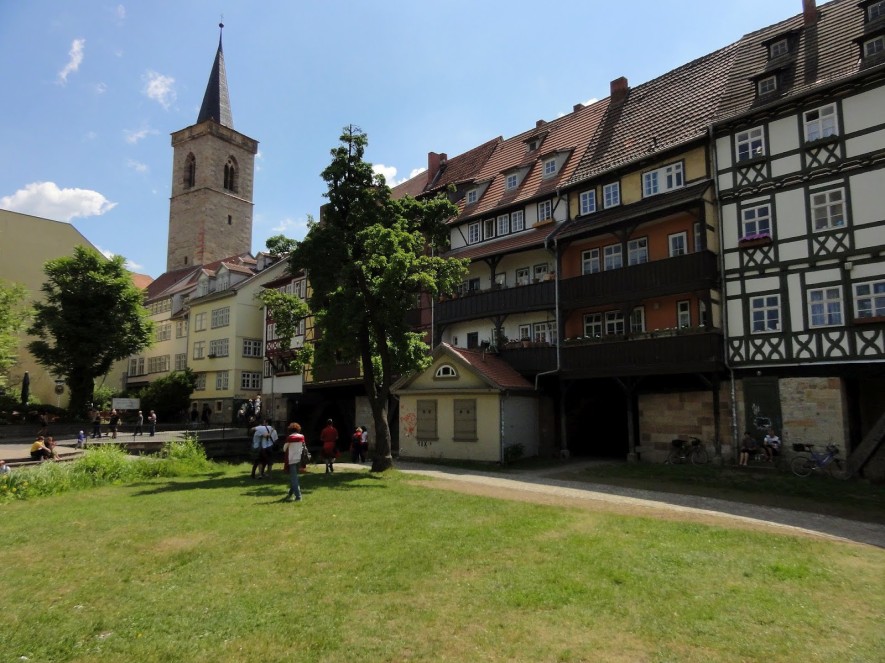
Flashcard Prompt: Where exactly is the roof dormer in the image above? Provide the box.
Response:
[464,179,492,206]
[538,149,572,180]
[523,130,549,154]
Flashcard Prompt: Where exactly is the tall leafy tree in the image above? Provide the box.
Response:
[0,279,31,388]
[291,126,467,471]
[28,246,153,416]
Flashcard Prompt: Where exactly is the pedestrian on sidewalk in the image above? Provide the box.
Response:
[351,426,362,463]
[76,430,86,448]
[91,410,102,439]
[359,425,369,463]
[108,410,120,439]
[133,410,144,436]
[250,419,278,479]
[148,410,157,436]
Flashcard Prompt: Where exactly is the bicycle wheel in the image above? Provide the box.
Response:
[828,458,850,480]
[790,456,814,477]
[691,447,709,465]
[666,448,685,464]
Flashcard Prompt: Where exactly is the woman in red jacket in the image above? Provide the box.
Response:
[320,419,339,474]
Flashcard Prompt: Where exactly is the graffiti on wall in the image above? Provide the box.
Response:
[401,411,417,438]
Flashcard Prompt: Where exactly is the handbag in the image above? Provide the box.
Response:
[300,444,312,466]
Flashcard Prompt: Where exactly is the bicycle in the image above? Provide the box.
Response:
[665,437,709,465]
[790,443,849,479]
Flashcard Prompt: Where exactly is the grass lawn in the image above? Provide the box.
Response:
[2,462,884,662]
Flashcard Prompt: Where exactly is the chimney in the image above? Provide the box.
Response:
[610,76,629,104]
[803,0,818,26]
[427,152,447,184]
[536,119,547,128]
[573,103,585,113]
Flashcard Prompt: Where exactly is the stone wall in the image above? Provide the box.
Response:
[638,389,733,462]
[775,376,848,452]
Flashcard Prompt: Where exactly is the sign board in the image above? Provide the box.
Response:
[112,397,141,410]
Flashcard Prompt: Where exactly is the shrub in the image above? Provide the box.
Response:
[155,435,214,476]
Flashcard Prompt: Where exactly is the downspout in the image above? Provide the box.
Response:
[536,217,564,456]
[709,122,737,465]
[500,391,505,464]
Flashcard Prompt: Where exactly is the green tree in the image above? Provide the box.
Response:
[135,369,198,422]
[290,126,467,471]
[0,279,31,389]
[27,246,153,417]
[264,234,299,256]
[256,288,312,373]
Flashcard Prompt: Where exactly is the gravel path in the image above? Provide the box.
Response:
[392,461,885,549]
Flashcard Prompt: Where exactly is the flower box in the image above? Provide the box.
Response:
[738,234,772,249]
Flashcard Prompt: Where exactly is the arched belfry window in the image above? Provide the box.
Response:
[184,154,196,189]
[223,157,238,192]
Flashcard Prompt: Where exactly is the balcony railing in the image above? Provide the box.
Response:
[436,280,555,326]
[308,362,362,385]
[498,344,557,375]
[560,251,718,310]
[559,329,724,378]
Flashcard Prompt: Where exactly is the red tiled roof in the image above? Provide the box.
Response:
[568,42,740,186]
[145,266,200,301]
[444,343,533,390]
[391,137,501,200]
[454,99,611,223]
[444,223,557,261]
[129,272,154,290]
[714,0,881,124]
[144,252,254,302]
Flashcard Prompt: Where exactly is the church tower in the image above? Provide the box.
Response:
[166,24,259,270]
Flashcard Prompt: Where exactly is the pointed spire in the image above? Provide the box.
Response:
[197,22,234,128]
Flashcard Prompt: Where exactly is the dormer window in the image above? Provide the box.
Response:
[505,173,519,190]
[435,364,457,379]
[642,162,684,198]
[757,75,777,96]
[868,0,885,21]
[769,38,789,59]
[466,189,478,205]
[543,158,557,178]
[217,272,230,290]
[526,139,538,152]
[865,35,885,57]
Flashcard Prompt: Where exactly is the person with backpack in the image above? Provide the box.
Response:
[250,418,278,479]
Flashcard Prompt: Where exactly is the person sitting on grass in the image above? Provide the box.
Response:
[30,437,53,462]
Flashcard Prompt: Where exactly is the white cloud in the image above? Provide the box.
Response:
[115,5,126,21]
[123,126,156,144]
[94,82,108,94]
[373,164,426,186]
[127,159,148,174]
[142,70,176,109]
[0,182,116,222]
[408,167,427,180]
[124,258,143,271]
[271,217,309,237]
[57,38,86,85]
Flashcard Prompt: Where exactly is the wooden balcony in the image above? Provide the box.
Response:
[436,280,555,326]
[307,362,362,385]
[560,251,718,310]
[498,344,557,375]
[560,330,724,378]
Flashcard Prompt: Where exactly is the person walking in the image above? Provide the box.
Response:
[148,410,157,436]
[250,418,278,479]
[283,422,306,502]
[351,426,362,463]
[108,409,120,439]
[91,410,102,439]
[359,425,369,463]
[320,418,339,473]
[133,410,144,436]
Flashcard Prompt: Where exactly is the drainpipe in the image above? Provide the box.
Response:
[536,231,563,456]
[708,122,737,464]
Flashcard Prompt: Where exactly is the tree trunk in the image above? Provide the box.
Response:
[68,371,95,419]
[368,396,394,472]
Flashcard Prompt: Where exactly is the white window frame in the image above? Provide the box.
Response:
[215,370,230,391]
[193,341,205,359]
[736,126,765,162]
[510,210,525,231]
[677,300,691,328]
[864,36,885,57]
[518,324,531,340]
[803,104,838,141]
[669,232,688,257]
[604,310,625,336]
[810,188,846,231]
[870,1,885,20]
[505,173,518,190]
[741,204,772,239]
[208,338,229,357]
[603,182,620,208]
[533,264,549,282]
[543,158,557,177]
[630,307,646,333]
[497,214,510,236]
[435,364,457,378]
[483,218,495,240]
[628,238,648,266]
[175,353,187,371]
[243,339,262,357]
[769,38,789,58]
[466,189,478,205]
[194,373,206,391]
[757,75,777,96]
[193,313,206,332]
[854,280,885,319]
[176,320,188,338]
[604,244,623,271]
[241,371,262,390]
[699,300,709,327]
[579,190,596,215]
[750,295,781,333]
[808,287,843,328]
[583,313,603,338]
[694,222,702,252]
[467,222,481,244]
[533,321,557,344]
[516,267,531,286]
[537,200,553,222]
[581,248,600,275]
[642,162,684,197]
[211,306,230,328]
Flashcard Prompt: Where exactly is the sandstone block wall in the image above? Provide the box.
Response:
[638,389,733,462]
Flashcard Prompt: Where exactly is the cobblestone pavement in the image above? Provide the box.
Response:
[392,460,885,549]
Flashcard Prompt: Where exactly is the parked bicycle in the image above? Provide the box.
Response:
[790,443,849,479]
[665,436,709,465]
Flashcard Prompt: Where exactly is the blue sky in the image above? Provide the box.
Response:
[0,0,801,278]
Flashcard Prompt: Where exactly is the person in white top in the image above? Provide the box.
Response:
[763,427,781,462]
[250,418,278,479]
[283,422,306,502]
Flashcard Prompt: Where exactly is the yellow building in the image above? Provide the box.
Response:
[0,209,131,407]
